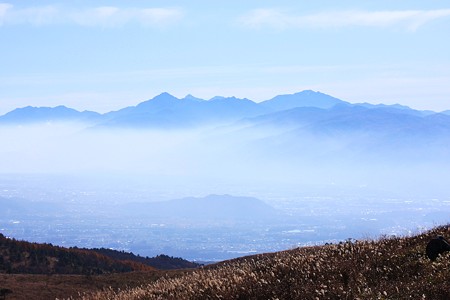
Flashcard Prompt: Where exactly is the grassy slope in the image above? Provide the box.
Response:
[83,225,450,300]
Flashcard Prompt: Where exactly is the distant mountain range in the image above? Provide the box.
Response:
[2,90,448,130]
[0,105,102,124]
[2,90,450,162]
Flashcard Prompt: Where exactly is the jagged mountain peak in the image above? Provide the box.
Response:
[0,90,443,129]
[148,92,179,102]
[134,92,180,110]
[155,92,177,99]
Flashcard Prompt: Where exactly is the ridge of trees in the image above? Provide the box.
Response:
[0,233,153,275]
[90,248,201,270]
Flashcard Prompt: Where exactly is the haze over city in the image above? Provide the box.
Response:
[1,0,450,262]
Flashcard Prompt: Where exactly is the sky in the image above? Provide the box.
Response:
[1,0,450,114]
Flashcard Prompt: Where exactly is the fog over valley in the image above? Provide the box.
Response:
[3,3,450,298]
[1,91,450,194]
[1,91,450,260]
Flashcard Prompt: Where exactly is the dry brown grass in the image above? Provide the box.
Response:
[0,270,191,300]
[80,225,450,300]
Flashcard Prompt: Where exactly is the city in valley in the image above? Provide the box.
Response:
[1,174,448,262]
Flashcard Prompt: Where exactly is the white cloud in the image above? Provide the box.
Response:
[71,7,184,28]
[240,8,450,31]
[0,3,12,25]
[17,5,60,26]
[0,3,63,26]
[70,6,127,27]
[138,8,184,26]
[0,3,184,28]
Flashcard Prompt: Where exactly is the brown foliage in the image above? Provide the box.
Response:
[0,270,189,300]
[90,249,201,270]
[82,225,450,300]
[0,233,154,275]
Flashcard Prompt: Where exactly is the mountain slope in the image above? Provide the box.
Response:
[242,102,449,136]
[228,103,450,165]
[0,196,65,216]
[86,225,450,300]
[0,233,152,274]
[0,233,199,275]
[91,249,200,270]
[100,93,270,128]
[260,90,347,111]
[122,194,279,221]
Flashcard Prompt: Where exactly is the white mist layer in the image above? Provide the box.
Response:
[1,122,449,197]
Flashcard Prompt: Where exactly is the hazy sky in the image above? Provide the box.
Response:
[1,0,450,114]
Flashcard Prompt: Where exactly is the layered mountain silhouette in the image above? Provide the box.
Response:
[1,90,450,141]
[0,105,101,124]
[0,90,432,126]
[98,92,269,128]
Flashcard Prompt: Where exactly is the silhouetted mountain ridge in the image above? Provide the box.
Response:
[0,105,101,124]
[0,91,448,133]
[97,93,269,128]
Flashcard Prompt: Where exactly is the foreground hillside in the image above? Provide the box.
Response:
[0,234,199,299]
[84,225,450,300]
[0,233,152,275]
[0,270,190,300]
[0,233,199,274]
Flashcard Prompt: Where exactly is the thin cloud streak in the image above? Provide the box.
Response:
[0,3,184,27]
[240,9,450,31]
[0,4,66,26]
[0,3,12,25]
[70,7,184,28]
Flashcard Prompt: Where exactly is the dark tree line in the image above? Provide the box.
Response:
[91,248,201,270]
[0,233,151,275]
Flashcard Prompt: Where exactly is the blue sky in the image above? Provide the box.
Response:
[1,0,450,114]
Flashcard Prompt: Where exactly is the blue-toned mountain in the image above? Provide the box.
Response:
[100,93,269,128]
[0,105,101,124]
[1,91,448,135]
[260,90,346,111]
